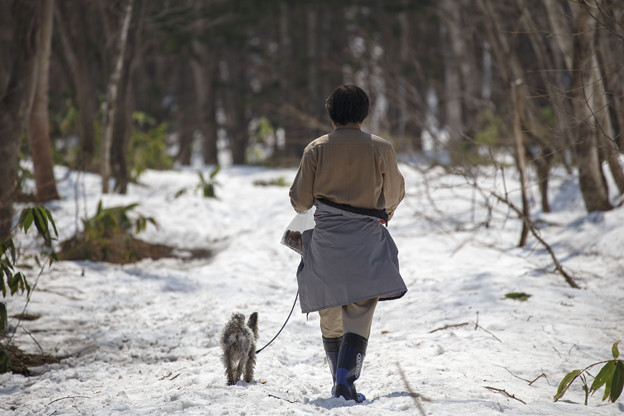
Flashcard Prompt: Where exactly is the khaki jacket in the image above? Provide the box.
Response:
[289,125,405,219]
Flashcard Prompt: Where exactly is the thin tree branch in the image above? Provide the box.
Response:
[491,192,580,289]
[20,326,44,356]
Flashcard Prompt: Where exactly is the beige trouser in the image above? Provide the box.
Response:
[318,298,379,339]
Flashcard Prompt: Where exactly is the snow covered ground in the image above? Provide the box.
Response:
[1,161,623,415]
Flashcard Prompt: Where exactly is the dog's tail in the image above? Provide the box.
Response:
[247,312,259,339]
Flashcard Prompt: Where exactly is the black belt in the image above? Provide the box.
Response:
[317,198,389,225]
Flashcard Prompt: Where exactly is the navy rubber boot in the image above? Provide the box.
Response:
[334,333,368,402]
[322,336,342,392]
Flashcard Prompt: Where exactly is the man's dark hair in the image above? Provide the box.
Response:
[325,84,369,126]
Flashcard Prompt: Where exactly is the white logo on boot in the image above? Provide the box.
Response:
[355,352,363,377]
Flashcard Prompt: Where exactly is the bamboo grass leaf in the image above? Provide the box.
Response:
[555,369,581,401]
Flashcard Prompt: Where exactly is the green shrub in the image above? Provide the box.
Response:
[1,206,58,373]
[253,176,289,187]
[59,201,158,263]
[174,166,221,199]
[474,109,509,147]
[82,201,157,241]
[504,292,531,302]
[1,207,57,305]
[127,112,173,180]
[246,117,277,165]
[555,341,624,404]
[197,166,220,198]
[179,165,221,199]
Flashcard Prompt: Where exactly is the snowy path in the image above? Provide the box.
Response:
[1,165,623,415]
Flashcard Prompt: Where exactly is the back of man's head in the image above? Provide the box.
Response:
[325,84,369,126]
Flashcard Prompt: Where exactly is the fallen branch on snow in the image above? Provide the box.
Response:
[429,313,502,343]
[483,386,526,404]
[47,395,91,406]
[474,312,502,343]
[268,393,297,404]
[429,322,470,333]
[396,363,429,416]
[498,366,548,386]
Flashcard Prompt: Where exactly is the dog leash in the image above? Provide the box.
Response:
[255,290,299,354]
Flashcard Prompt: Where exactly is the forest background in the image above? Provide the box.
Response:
[2,0,624,226]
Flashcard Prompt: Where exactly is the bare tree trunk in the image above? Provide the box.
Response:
[54,1,98,168]
[510,80,530,247]
[592,52,624,195]
[319,7,346,111]
[518,0,572,212]
[592,4,624,194]
[110,60,135,194]
[480,0,564,213]
[544,0,573,72]
[27,0,59,203]
[446,2,479,128]
[112,0,143,194]
[176,58,196,166]
[569,1,612,212]
[307,6,318,106]
[597,22,624,150]
[440,0,481,163]
[224,51,249,165]
[190,11,218,166]
[396,2,423,152]
[542,0,577,176]
[305,5,324,141]
[278,1,297,160]
[101,0,134,194]
[397,7,409,145]
[277,2,316,160]
[0,1,42,239]
[440,16,463,155]
[196,60,218,165]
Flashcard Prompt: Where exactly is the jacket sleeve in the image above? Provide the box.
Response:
[289,146,317,212]
[381,146,405,220]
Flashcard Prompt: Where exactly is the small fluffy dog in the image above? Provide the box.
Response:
[220,312,258,385]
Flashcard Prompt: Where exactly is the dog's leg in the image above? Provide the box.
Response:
[225,356,237,385]
[234,358,245,383]
[243,349,256,382]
